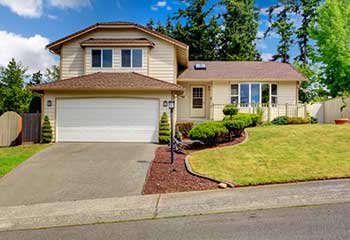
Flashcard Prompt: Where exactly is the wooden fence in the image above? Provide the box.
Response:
[211,104,308,121]
[307,97,350,124]
[22,113,41,144]
[0,112,22,147]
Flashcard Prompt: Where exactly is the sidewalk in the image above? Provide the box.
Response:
[1,179,350,232]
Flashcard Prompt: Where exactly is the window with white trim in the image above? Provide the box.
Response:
[121,49,143,68]
[91,49,112,68]
[230,83,278,106]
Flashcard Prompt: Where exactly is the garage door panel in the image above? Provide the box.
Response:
[57,98,159,142]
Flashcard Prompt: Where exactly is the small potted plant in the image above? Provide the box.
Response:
[335,92,349,124]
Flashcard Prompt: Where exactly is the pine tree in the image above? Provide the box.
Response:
[42,115,53,143]
[155,20,166,34]
[159,112,170,144]
[147,18,155,30]
[0,59,32,114]
[174,0,213,60]
[29,71,43,86]
[219,0,260,61]
[204,16,221,60]
[265,0,297,63]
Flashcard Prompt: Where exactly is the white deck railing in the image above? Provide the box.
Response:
[211,103,308,121]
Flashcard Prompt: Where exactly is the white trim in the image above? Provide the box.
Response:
[121,48,143,69]
[91,48,113,69]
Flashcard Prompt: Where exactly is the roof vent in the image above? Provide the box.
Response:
[194,63,206,70]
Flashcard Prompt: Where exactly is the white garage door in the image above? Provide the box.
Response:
[56,98,159,142]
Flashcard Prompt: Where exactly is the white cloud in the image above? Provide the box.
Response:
[151,1,169,11]
[48,0,90,9]
[0,31,57,73]
[116,0,123,10]
[47,14,58,20]
[0,0,42,18]
[261,53,273,61]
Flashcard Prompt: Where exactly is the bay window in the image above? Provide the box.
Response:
[230,83,278,106]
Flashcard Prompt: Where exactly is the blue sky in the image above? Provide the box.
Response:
[0,0,288,73]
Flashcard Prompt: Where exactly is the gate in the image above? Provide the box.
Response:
[0,112,22,147]
[22,113,41,144]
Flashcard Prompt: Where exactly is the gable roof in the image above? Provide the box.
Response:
[47,21,189,67]
[28,72,184,92]
[178,61,308,81]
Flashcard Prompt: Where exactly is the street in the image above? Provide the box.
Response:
[1,203,349,240]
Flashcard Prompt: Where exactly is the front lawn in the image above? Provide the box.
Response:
[0,144,48,177]
[189,124,350,186]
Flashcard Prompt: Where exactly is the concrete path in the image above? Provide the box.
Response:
[0,143,157,206]
[0,179,349,232]
[2,203,349,240]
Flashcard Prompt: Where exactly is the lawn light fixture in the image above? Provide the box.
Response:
[168,100,175,167]
[47,100,52,107]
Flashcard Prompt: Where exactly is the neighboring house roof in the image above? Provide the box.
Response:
[46,21,189,66]
[80,38,155,48]
[28,72,184,92]
[178,61,308,81]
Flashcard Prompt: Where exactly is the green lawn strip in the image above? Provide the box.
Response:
[0,144,48,177]
[189,124,350,186]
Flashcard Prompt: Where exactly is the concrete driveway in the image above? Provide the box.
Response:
[0,143,157,207]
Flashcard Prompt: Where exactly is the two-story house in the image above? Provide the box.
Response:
[30,22,307,143]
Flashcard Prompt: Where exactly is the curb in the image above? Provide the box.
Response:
[184,130,250,188]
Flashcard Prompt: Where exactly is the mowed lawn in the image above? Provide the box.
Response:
[189,124,350,186]
[0,144,48,177]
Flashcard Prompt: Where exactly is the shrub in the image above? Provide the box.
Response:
[42,115,52,143]
[223,114,253,139]
[271,116,289,125]
[287,117,310,124]
[189,121,228,146]
[310,116,318,124]
[176,121,194,138]
[159,112,170,144]
[222,105,239,119]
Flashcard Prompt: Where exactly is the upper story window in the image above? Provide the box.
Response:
[92,49,112,68]
[230,83,278,106]
[121,49,142,68]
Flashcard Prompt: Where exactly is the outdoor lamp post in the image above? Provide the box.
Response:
[168,100,175,166]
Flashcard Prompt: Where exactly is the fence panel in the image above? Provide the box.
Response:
[22,113,41,144]
[324,97,350,123]
[0,112,22,147]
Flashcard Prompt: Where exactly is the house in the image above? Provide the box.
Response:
[29,22,307,143]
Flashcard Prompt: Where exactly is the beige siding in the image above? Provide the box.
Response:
[43,90,172,141]
[85,47,148,75]
[60,28,176,83]
[278,81,298,104]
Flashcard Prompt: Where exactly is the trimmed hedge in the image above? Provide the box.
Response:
[222,105,239,119]
[223,114,253,138]
[159,112,170,144]
[271,116,316,125]
[287,117,310,124]
[271,116,289,125]
[189,121,228,146]
[42,115,53,143]
[176,121,194,138]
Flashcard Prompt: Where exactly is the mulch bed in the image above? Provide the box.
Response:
[142,134,246,195]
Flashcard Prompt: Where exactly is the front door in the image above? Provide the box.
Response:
[191,86,205,118]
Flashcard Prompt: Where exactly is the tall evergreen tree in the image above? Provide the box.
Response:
[0,59,32,114]
[174,0,213,60]
[265,0,297,63]
[147,18,155,30]
[295,0,320,64]
[204,16,221,60]
[219,0,260,61]
[29,71,43,86]
[155,20,166,34]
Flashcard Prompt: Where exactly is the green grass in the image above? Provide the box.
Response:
[189,124,350,186]
[0,144,48,177]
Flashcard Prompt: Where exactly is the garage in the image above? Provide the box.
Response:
[56,98,159,142]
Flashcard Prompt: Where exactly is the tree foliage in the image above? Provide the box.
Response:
[42,115,53,143]
[310,0,350,97]
[0,59,32,114]
[159,112,171,144]
[45,65,60,82]
[219,0,260,60]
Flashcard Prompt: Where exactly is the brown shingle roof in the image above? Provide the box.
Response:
[80,38,155,47]
[46,21,188,52]
[178,61,307,81]
[28,72,184,92]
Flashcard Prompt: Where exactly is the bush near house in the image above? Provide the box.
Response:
[176,121,194,138]
[189,121,228,146]
[42,115,52,143]
[159,112,171,144]
[271,116,316,125]
[222,105,239,119]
